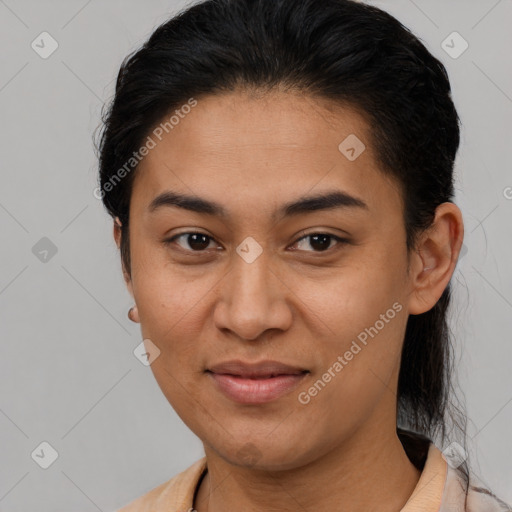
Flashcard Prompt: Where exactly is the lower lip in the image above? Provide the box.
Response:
[207,372,308,404]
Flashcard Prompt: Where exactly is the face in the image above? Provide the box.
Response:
[119,89,421,470]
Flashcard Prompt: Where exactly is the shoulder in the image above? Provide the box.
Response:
[466,482,512,512]
[115,457,207,512]
[442,463,512,512]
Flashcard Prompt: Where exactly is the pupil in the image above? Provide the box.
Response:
[310,234,330,251]
[189,233,210,250]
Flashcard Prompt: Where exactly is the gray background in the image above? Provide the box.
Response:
[0,0,510,510]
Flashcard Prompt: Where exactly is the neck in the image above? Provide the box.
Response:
[194,424,422,512]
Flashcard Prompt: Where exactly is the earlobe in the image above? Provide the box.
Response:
[128,305,140,323]
[407,202,464,315]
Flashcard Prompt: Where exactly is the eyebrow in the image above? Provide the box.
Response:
[147,189,368,221]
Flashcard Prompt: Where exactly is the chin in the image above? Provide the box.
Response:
[211,436,318,472]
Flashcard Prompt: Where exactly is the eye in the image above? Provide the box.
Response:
[165,232,219,252]
[290,232,348,253]
[164,231,349,254]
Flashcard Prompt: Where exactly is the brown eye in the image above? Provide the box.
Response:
[165,232,217,252]
[292,233,348,253]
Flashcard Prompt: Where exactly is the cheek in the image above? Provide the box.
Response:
[294,304,406,439]
[293,256,403,341]
[292,259,407,402]
[130,244,215,340]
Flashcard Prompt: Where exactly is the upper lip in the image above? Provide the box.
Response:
[207,359,309,378]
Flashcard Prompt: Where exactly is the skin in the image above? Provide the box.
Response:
[114,89,464,512]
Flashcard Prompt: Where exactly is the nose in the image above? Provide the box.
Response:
[213,247,293,341]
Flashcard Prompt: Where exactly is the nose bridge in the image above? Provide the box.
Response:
[230,244,275,308]
[215,242,290,339]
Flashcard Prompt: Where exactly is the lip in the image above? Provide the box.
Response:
[206,359,309,404]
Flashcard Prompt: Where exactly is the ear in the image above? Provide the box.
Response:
[407,202,464,315]
[113,217,134,299]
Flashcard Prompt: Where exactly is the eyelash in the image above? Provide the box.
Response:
[163,231,349,255]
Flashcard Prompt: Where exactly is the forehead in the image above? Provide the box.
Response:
[131,89,403,221]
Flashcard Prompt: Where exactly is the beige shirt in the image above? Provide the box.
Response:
[116,442,510,511]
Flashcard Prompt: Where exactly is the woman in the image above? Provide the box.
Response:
[96,0,511,510]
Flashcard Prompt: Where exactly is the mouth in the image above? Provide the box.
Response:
[206,360,310,404]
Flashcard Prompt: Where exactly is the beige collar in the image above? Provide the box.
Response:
[400,442,447,511]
